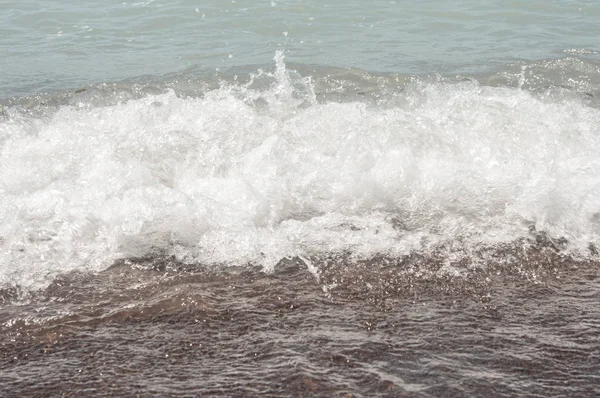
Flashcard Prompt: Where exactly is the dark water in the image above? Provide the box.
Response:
[2,244,599,397]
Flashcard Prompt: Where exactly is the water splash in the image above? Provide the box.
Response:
[2,54,600,291]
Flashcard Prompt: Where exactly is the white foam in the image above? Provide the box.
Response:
[2,53,600,289]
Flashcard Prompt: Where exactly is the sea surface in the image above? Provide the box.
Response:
[1,1,600,396]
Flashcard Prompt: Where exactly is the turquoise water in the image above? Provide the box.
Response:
[2,0,600,96]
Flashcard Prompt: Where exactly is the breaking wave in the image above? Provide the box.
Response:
[2,52,600,290]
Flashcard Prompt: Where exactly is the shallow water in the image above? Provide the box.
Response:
[2,1,600,396]
[2,251,600,397]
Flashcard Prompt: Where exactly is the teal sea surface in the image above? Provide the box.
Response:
[2,0,600,96]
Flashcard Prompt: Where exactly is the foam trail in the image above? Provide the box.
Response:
[1,53,600,290]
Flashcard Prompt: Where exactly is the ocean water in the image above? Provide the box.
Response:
[1,1,600,396]
[2,0,600,97]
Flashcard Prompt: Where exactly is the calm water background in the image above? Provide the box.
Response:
[2,0,600,97]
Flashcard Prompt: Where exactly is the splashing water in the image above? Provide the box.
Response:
[1,52,600,291]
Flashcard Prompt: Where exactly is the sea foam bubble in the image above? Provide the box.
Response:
[1,53,600,290]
